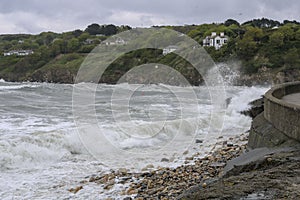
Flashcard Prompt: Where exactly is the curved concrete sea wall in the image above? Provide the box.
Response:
[249,82,300,149]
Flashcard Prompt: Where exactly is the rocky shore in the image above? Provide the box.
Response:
[66,94,300,199]
[69,133,249,199]
[68,130,300,199]
[178,147,300,199]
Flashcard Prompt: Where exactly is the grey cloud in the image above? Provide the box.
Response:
[0,0,299,34]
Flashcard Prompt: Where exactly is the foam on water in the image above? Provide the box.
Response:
[223,86,268,134]
[0,83,41,91]
[0,81,269,199]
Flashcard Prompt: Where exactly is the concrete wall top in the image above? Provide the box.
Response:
[264,81,300,141]
[265,81,300,111]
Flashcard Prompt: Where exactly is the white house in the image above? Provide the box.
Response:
[203,32,228,50]
[3,50,34,56]
[162,45,178,55]
[103,37,127,45]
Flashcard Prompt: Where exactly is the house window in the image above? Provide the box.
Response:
[216,40,220,44]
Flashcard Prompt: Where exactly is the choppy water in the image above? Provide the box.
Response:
[0,80,268,199]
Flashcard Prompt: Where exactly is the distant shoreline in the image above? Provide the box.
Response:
[1,19,300,86]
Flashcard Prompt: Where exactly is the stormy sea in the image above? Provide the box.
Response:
[0,79,268,199]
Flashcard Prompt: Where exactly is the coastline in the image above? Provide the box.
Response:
[1,66,300,86]
[69,133,249,199]
[68,130,300,200]
[178,147,300,199]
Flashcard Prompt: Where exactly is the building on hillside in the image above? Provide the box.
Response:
[3,50,34,56]
[84,39,95,44]
[202,32,228,50]
[102,37,127,45]
[96,34,105,37]
[162,45,178,55]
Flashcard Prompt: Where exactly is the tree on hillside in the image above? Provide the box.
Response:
[269,31,284,48]
[236,36,258,60]
[278,25,294,42]
[243,27,264,42]
[85,24,118,36]
[224,19,239,27]
[73,29,83,37]
[242,18,281,28]
[283,20,300,25]
[103,24,118,36]
[37,32,57,45]
[85,23,101,35]
[50,39,66,56]
[284,48,300,69]
[118,25,132,33]
[67,38,80,53]
[78,32,90,42]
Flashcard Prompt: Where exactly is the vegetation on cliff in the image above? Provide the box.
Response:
[0,18,299,84]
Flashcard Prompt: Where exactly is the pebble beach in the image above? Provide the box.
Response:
[68,133,249,199]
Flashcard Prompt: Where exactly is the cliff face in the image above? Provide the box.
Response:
[1,53,300,85]
[237,68,300,86]
[29,68,75,83]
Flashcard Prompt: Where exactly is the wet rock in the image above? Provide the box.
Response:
[142,164,154,171]
[118,176,132,184]
[185,156,194,161]
[240,97,264,119]
[195,139,203,144]
[145,164,154,169]
[126,188,137,195]
[183,150,189,155]
[103,180,115,190]
[227,143,234,147]
[178,149,300,199]
[68,185,83,194]
[78,133,250,199]
[118,168,128,175]
[161,158,169,162]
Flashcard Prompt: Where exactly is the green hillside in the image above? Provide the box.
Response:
[0,19,299,84]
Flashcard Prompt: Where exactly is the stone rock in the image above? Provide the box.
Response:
[103,180,115,190]
[68,186,83,194]
[240,97,264,119]
[126,188,138,195]
[77,132,249,199]
[161,158,169,162]
[196,139,204,144]
[142,164,154,171]
[146,164,154,168]
[118,168,128,174]
[183,150,189,155]
[185,156,194,161]
[227,143,234,147]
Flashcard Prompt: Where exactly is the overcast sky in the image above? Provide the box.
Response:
[0,0,299,34]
